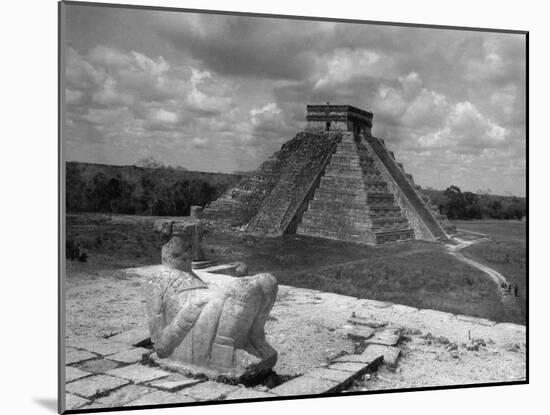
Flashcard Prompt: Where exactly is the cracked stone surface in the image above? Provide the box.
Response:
[63,263,526,411]
[65,375,130,399]
[65,393,90,410]
[328,361,370,373]
[270,375,339,396]
[66,348,98,365]
[78,358,120,373]
[146,374,204,392]
[225,388,276,400]
[66,366,92,382]
[307,367,357,384]
[95,384,154,407]
[183,381,239,401]
[363,344,401,367]
[71,340,135,356]
[127,390,196,406]
[107,347,150,364]
[106,364,171,383]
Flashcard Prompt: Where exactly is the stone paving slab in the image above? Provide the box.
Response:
[66,348,98,365]
[73,340,135,356]
[109,326,150,346]
[360,347,385,369]
[78,358,120,373]
[79,402,110,410]
[348,316,388,328]
[66,375,130,399]
[66,366,92,382]
[183,380,239,401]
[147,374,204,392]
[270,375,339,396]
[106,364,171,383]
[342,325,375,339]
[366,329,400,346]
[328,361,369,374]
[65,393,91,410]
[127,390,197,406]
[107,347,150,364]
[225,387,277,400]
[96,384,155,407]
[332,354,373,364]
[306,367,357,385]
[363,344,401,367]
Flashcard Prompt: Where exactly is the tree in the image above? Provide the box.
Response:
[463,192,481,219]
[104,178,122,218]
[443,185,466,219]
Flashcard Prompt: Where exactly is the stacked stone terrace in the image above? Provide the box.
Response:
[204,103,454,245]
[297,133,414,244]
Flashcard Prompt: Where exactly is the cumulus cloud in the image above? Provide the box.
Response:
[63,5,526,194]
[416,101,509,155]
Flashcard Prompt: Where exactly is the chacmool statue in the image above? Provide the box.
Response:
[145,220,278,381]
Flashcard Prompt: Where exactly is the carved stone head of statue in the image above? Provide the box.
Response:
[161,232,193,272]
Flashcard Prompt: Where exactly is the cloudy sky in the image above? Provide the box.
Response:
[63,4,526,196]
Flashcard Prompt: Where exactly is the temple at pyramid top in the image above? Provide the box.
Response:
[306,103,373,136]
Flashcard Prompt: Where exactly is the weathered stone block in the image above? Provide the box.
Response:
[107,347,150,364]
[128,390,196,406]
[65,375,130,399]
[306,367,358,388]
[65,393,90,410]
[360,347,386,369]
[363,344,401,367]
[106,364,171,383]
[72,340,134,356]
[183,380,239,401]
[147,374,204,392]
[96,384,154,407]
[225,387,276,400]
[342,325,375,339]
[66,348,98,365]
[332,354,373,365]
[270,375,339,396]
[328,361,369,374]
[366,329,400,346]
[66,366,92,382]
[108,326,149,346]
[78,358,120,374]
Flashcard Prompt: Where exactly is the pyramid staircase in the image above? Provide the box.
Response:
[296,133,415,244]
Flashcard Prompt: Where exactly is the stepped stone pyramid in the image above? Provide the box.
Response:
[204,104,455,245]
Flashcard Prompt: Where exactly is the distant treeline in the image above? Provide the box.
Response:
[425,186,526,220]
[66,162,242,216]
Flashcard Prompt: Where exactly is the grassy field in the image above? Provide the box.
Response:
[454,220,526,324]
[65,213,526,324]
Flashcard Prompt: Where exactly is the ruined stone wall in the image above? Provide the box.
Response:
[246,132,342,235]
[204,132,341,230]
[363,135,448,241]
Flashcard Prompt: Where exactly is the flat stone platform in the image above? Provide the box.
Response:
[64,263,526,411]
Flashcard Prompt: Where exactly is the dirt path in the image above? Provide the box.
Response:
[446,236,508,286]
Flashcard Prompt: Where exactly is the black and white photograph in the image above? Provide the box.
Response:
[59,1,527,413]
